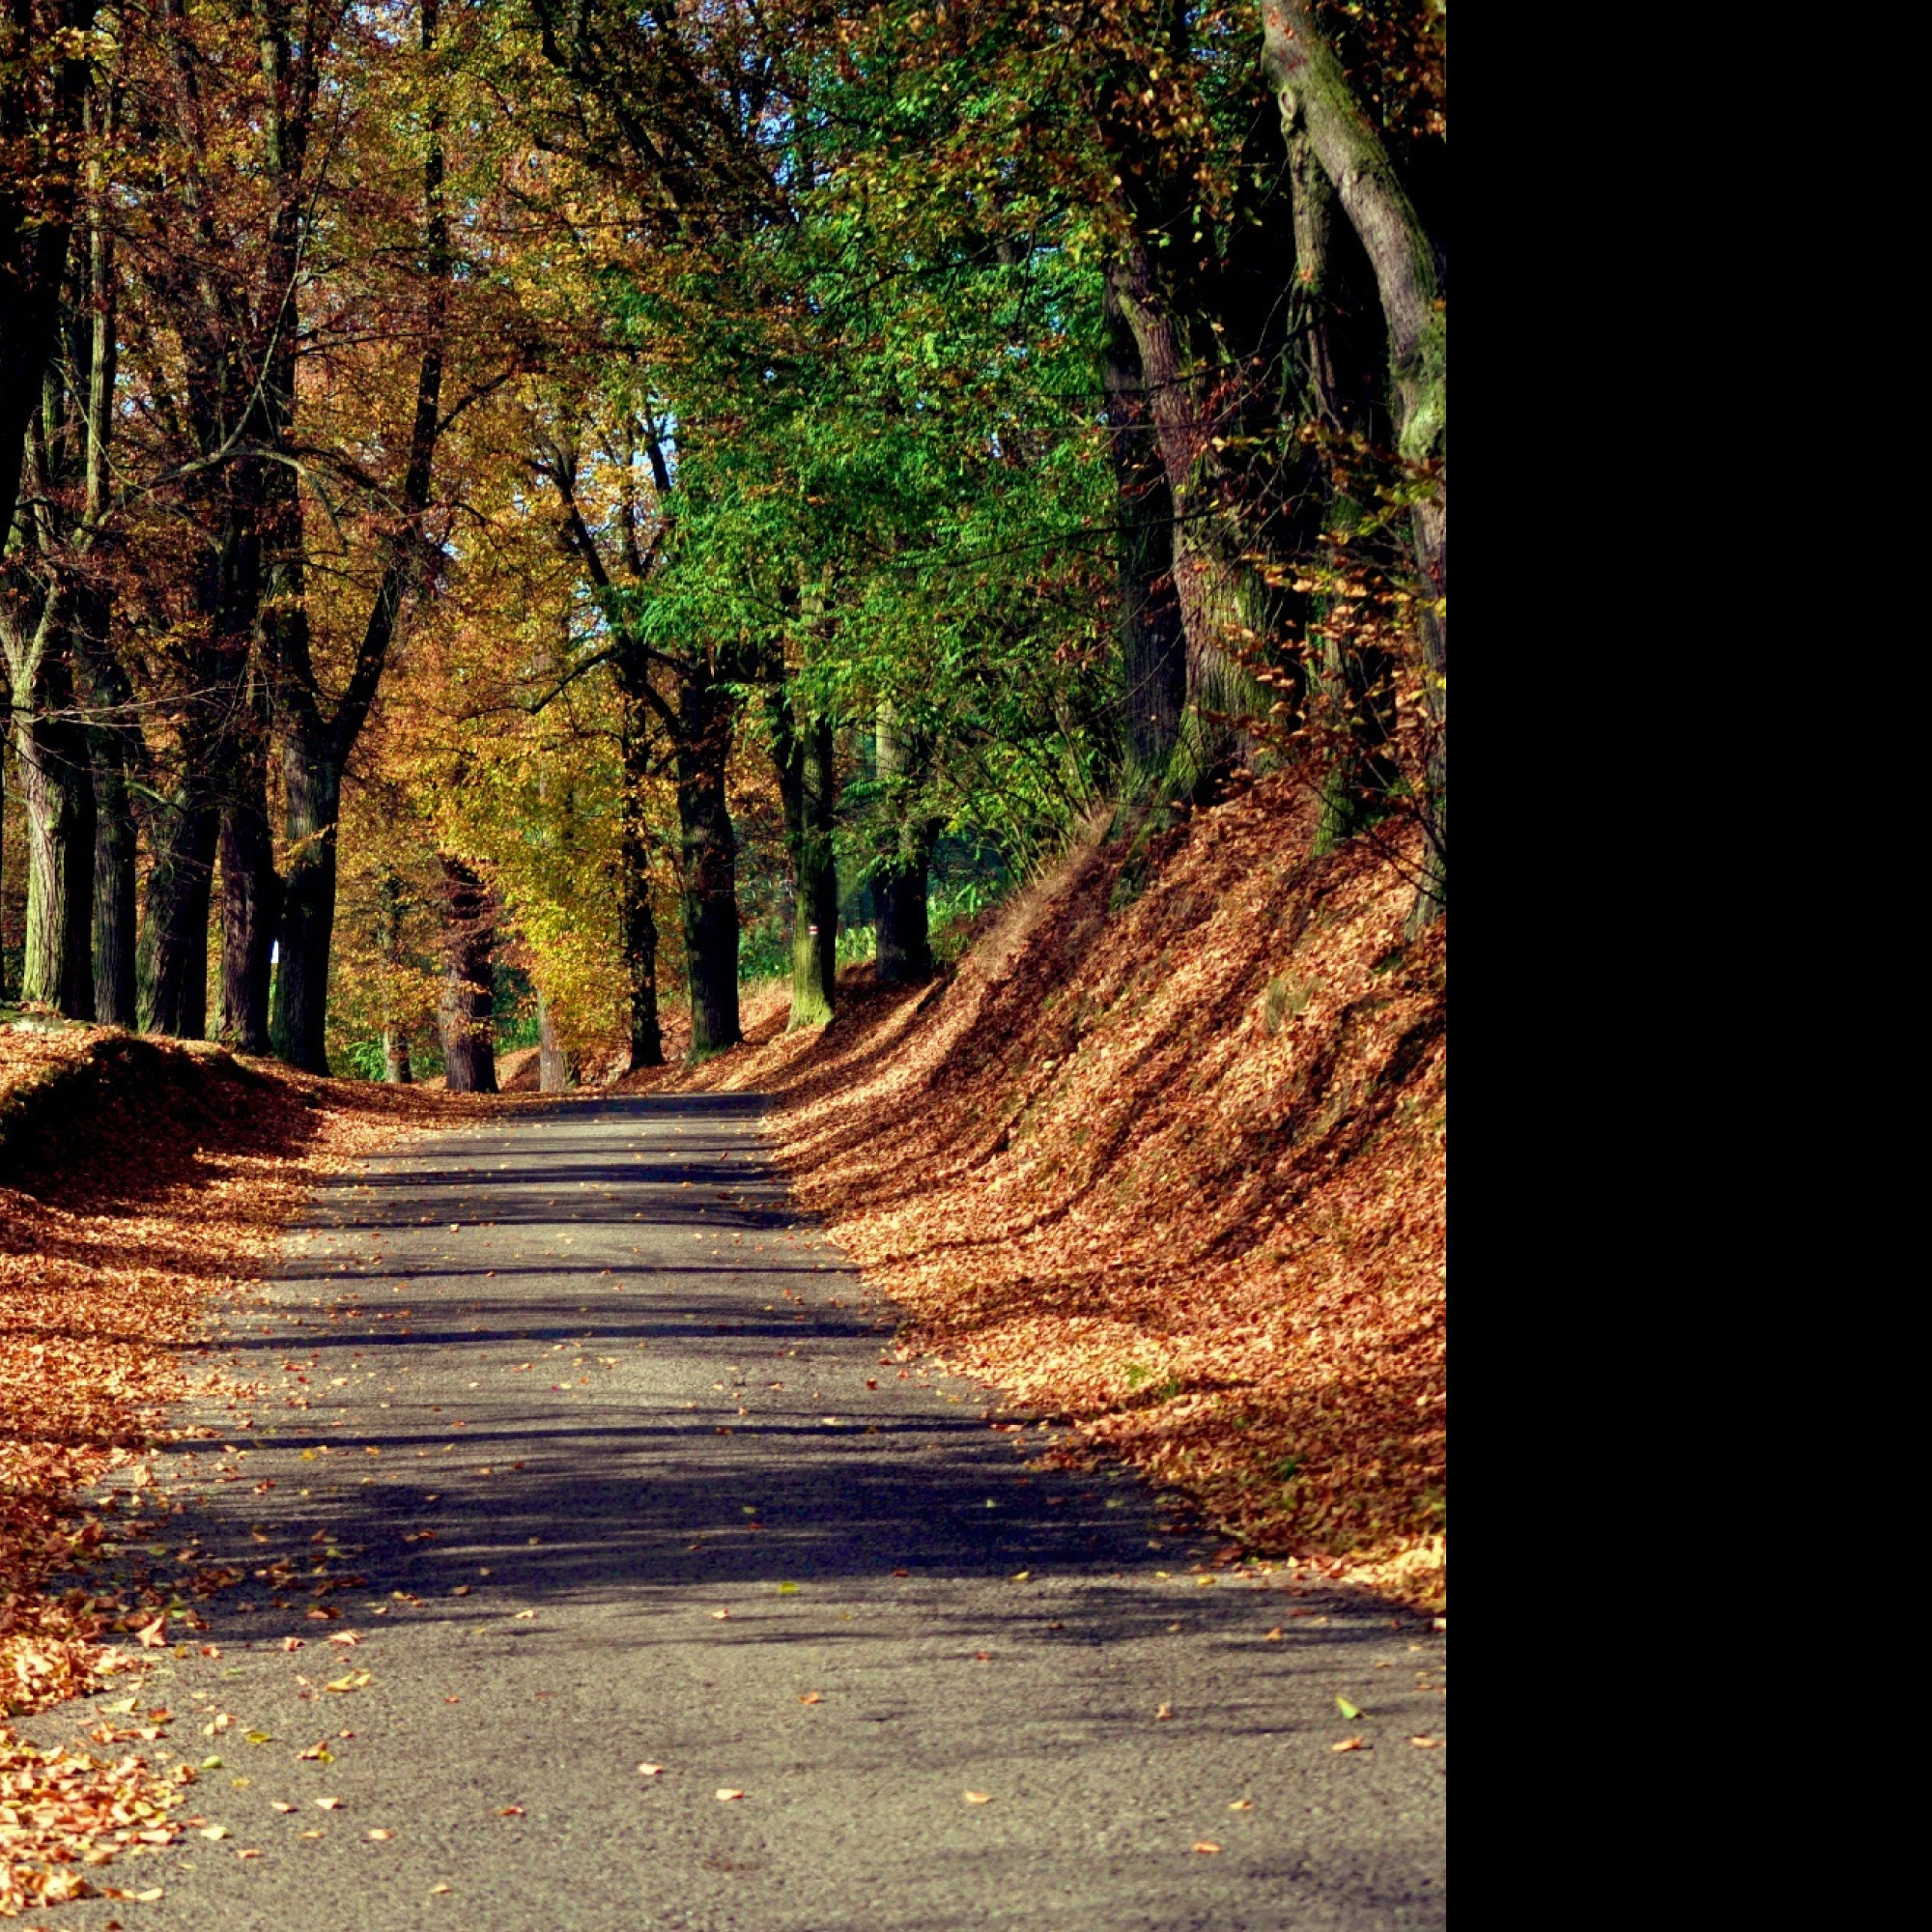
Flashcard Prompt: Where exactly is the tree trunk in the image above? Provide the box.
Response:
[91,742,137,1025]
[873,700,939,986]
[537,993,575,1093]
[138,793,217,1038]
[675,666,740,1059]
[1101,275,1185,777]
[376,871,412,1083]
[218,747,279,1054]
[773,691,837,1028]
[1104,250,1272,796]
[616,696,665,1067]
[271,730,340,1073]
[437,853,496,1094]
[1262,1,1444,919]
[80,632,139,1026]
[0,678,9,1004]
[875,844,937,985]
[11,666,96,1019]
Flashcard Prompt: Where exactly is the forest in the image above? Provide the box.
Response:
[2,3,1446,1915]
[1,0,1444,1080]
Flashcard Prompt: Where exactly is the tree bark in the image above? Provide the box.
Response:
[437,853,496,1094]
[270,731,339,1072]
[1101,274,1185,776]
[376,871,412,1083]
[615,693,665,1067]
[773,690,837,1028]
[675,664,740,1059]
[873,700,939,986]
[90,728,137,1024]
[138,792,216,1037]
[1261,0,1444,919]
[0,2,97,530]
[537,992,575,1092]
[1103,249,1272,795]
[218,741,278,1053]
[268,0,450,1065]
[12,678,95,1018]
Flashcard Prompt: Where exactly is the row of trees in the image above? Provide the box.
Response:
[1,0,1445,1083]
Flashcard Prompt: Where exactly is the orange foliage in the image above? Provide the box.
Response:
[0,1032,463,1910]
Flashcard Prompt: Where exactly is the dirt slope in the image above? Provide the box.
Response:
[638,775,1447,1606]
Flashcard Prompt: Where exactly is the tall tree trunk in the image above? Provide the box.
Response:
[1101,275,1185,777]
[1104,249,1272,796]
[138,792,216,1037]
[675,665,740,1059]
[0,4,95,534]
[375,871,412,1083]
[0,676,10,1004]
[615,694,664,1067]
[90,731,136,1024]
[267,0,451,1064]
[437,853,496,1094]
[80,627,138,1025]
[270,729,339,1072]
[537,992,575,1093]
[873,700,939,986]
[218,738,278,1053]
[12,688,95,1017]
[1262,1,1444,921]
[773,690,837,1028]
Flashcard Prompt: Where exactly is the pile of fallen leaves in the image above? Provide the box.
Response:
[0,1028,457,1914]
[635,778,1446,1608]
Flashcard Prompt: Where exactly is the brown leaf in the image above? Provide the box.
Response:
[962,1791,992,1805]
[715,1788,745,1802]
[1192,1840,1222,1855]
[1330,1737,1368,1752]
[135,1616,168,1648]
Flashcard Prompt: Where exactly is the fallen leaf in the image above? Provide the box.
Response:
[367,1827,395,1841]
[1409,1736,1438,1748]
[238,1847,262,1860]
[271,1801,296,1813]
[497,1805,525,1817]
[430,1882,452,1894]
[798,1692,823,1705]
[281,1636,305,1652]
[315,1797,342,1810]
[637,1763,663,1776]
[710,1609,730,1621]
[1331,1737,1368,1753]
[1263,1627,1284,1641]
[513,1609,536,1620]
[1229,1799,1254,1811]
[136,1617,168,1648]
[200,1824,229,1840]
[1155,1703,1174,1720]
[962,1791,992,1805]
[327,1632,361,1646]
[1193,1840,1222,1855]
[1335,1695,1363,1719]
[715,1788,745,1803]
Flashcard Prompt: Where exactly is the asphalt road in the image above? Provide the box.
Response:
[43,1092,1445,1931]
